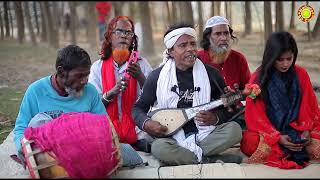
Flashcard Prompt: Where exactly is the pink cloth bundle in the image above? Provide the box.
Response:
[24,112,119,178]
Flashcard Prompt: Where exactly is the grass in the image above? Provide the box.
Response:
[0,87,24,143]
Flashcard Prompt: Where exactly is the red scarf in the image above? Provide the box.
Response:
[101,57,137,145]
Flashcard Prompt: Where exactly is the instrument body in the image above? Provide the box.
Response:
[148,92,243,137]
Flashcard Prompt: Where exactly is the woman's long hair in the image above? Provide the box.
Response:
[200,26,237,51]
[100,16,138,60]
[257,31,298,101]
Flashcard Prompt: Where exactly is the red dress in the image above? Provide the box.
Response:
[241,65,320,169]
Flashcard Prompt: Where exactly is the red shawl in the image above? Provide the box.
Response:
[242,65,320,169]
[101,57,137,145]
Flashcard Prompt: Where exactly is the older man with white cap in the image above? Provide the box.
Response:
[198,16,251,129]
[132,23,243,166]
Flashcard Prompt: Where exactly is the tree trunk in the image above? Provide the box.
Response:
[197,1,203,40]
[312,10,320,39]
[51,2,59,48]
[86,2,97,48]
[172,2,179,24]
[13,1,25,43]
[33,1,40,35]
[150,2,158,30]
[41,2,55,47]
[264,1,272,42]
[243,1,252,37]
[0,8,4,40]
[3,2,10,37]
[275,2,284,31]
[211,2,215,17]
[23,2,36,45]
[165,2,172,26]
[39,2,47,42]
[225,2,232,26]
[180,1,194,25]
[139,1,155,56]
[289,1,295,30]
[306,1,311,42]
[69,1,77,45]
[8,3,14,38]
[129,1,137,20]
[216,2,221,16]
[112,2,123,16]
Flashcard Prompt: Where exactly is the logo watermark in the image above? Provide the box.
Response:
[298,5,315,22]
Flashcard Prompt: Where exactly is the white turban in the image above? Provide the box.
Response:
[163,27,197,49]
[204,16,229,30]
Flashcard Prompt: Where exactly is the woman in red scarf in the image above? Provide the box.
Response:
[88,16,153,150]
[240,31,320,169]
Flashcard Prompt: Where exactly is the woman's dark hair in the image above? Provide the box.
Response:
[100,16,138,60]
[257,31,298,101]
[55,45,91,71]
[200,26,236,50]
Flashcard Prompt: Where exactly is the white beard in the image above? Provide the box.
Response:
[65,87,83,98]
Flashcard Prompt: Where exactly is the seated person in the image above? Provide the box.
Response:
[132,23,243,166]
[13,45,142,177]
[198,16,251,129]
[88,16,153,152]
[240,31,320,169]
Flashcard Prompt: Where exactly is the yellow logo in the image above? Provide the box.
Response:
[298,5,315,22]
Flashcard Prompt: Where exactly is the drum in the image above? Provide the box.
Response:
[21,137,68,179]
[21,113,122,178]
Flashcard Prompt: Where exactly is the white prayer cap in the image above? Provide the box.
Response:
[163,27,197,49]
[204,16,229,30]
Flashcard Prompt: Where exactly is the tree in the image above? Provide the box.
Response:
[180,1,194,25]
[41,2,57,47]
[197,1,204,40]
[69,1,77,45]
[312,11,320,40]
[139,1,155,56]
[51,2,60,47]
[23,2,36,45]
[0,8,4,40]
[289,1,296,30]
[13,1,25,43]
[86,2,97,48]
[129,1,137,20]
[225,2,232,26]
[8,3,14,37]
[32,2,40,35]
[211,2,215,17]
[243,1,252,37]
[39,2,47,42]
[165,2,172,26]
[264,2,272,42]
[171,2,179,24]
[112,2,123,16]
[3,2,10,37]
[275,2,284,31]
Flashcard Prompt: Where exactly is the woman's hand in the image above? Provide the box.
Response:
[195,110,219,126]
[279,135,303,151]
[300,130,311,146]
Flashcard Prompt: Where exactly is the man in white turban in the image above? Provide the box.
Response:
[132,23,243,166]
[198,16,251,129]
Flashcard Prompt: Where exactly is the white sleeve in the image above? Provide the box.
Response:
[88,59,103,96]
